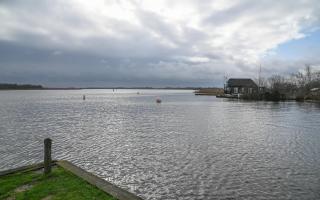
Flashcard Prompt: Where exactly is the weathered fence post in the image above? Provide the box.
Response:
[44,138,52,175]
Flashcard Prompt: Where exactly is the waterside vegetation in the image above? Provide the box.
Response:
[194,88,224,96]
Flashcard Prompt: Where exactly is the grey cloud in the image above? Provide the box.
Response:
[0,0,320,87]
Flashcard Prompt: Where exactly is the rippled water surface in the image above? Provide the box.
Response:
[1,89,320,199]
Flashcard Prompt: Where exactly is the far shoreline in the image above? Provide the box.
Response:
[0,87,200,90]
[0,83,214,90]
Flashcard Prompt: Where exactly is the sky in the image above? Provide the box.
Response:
[0,0,320,87]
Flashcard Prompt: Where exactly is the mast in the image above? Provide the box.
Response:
[224,75,228,93]
[258,63,262,88]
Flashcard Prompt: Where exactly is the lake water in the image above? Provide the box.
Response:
[0,89,320,200]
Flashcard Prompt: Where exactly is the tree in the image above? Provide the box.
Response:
[268,75,285,91]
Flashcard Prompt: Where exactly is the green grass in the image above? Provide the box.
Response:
[0,167,117,200]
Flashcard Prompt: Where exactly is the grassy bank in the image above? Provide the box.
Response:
[0,166,116,200]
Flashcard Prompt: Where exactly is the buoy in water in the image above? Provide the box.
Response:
[83,95,86,100]
[156,98,161,103]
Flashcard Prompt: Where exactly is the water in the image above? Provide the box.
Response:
[0,89,320,200]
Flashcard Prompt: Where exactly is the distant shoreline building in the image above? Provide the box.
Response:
[224,78,259,95]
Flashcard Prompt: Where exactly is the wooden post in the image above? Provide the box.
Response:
[44,138,52,175]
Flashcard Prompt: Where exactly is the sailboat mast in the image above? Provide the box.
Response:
[258,63,262,88]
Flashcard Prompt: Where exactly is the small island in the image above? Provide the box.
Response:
[194,88,224,96]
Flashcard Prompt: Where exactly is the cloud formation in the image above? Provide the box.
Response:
[0,0,319,86]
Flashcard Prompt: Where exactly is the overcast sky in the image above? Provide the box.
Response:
[1,0,320,87]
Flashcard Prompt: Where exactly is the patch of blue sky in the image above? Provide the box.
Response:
[267,29,320,60]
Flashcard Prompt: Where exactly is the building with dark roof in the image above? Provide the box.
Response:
[225,78,258,95]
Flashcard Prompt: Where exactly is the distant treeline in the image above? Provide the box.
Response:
[0,84,207,90]
[0,83,43,90]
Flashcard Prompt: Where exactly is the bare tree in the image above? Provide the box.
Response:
[268,75,285,91]
[257,64,320,100]
[305,64,312,84]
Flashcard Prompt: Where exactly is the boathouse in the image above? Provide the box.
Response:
[225,78,258,95]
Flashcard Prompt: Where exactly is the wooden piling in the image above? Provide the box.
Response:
[44,138,52,175]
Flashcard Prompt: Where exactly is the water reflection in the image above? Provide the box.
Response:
[0,90,319,200]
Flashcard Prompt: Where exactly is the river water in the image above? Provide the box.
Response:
[0,89,320,199]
